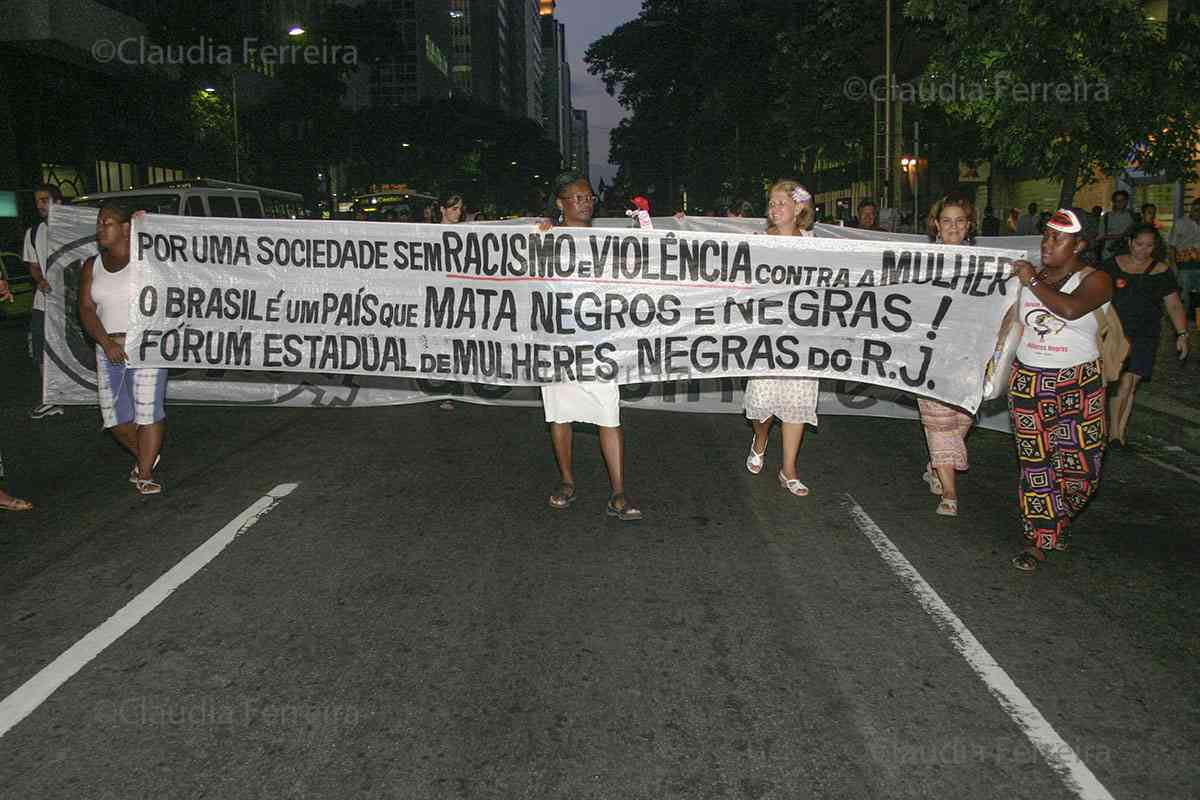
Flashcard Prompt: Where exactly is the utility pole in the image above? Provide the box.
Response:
[883,0,892,210]
[913,121,920,232]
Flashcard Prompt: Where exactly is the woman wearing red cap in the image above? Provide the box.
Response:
[1008,208,1113,572]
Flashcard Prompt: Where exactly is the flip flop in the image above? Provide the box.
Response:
[0,496,33,512]
[1011,551,1044,572]
[606,493,643,521]
[548,482,576,509]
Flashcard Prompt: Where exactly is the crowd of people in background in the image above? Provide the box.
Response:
[5,171,1198,574]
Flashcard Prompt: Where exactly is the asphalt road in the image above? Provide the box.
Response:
[1,323,1197,800]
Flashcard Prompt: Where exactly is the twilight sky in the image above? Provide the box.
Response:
[553,0,644,186]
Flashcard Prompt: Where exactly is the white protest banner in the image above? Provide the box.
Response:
[119,214,1020,413]
[41,206,1020,430]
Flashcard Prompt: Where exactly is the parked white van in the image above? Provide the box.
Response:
[71,179,305,219]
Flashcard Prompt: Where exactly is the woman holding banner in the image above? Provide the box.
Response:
[78,203,168,495]
[438,193,466,411]
[539,172,642,520]
[1009,208,1112,572]
[917,192,978,517]
[743,180,819,497]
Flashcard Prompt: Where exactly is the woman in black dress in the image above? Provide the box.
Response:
[1103,223,1190,445]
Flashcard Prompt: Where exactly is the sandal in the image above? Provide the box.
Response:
[128,453,163,484]
[0,496,33,512]
[922,463,944,495]
[606,492,643,521]
[134,478,163,495]
[936,498,958,516]
[745,437,766,474]
[548,482,576,509]
[1011,550,1044,572]
[777,470,809,497]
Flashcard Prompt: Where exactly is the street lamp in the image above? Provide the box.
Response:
[288,25,305,36]
[203,75,241,182]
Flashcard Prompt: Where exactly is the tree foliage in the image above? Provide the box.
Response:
[903,0,1200,204]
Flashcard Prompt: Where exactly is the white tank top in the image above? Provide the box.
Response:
[1017,270,1103,368]
[90,256,134,334]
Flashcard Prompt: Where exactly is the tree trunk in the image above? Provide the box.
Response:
[1058,153,1082,209]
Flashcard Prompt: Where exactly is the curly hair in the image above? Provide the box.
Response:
[766,179,814,234]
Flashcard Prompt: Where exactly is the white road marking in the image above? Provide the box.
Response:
[844,494,1115,800]
[1134,452,1200,485]
[0,483,299,740]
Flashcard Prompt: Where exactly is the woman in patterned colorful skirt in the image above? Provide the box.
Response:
[1008,208,1113,572]
[743,180,818,497]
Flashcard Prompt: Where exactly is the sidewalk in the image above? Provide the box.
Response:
[1132,325,1200,452]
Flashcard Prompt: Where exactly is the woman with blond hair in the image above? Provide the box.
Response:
[743,179,819,496]
[916,192,978,516]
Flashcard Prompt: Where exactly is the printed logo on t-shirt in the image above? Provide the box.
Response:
[1023,309,1066,340]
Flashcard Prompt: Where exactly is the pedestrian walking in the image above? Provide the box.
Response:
[915,192,978,517]
[1167,197,1200,329]
[1102,223,1189,445]
[1008,208,1114,572]
[78,203,168,495]
[1,276,33,511]
[540,173,641,520]
[742,180,819,497]
[24,183,64,419]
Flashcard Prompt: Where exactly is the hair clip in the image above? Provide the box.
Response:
[791,187,812,204]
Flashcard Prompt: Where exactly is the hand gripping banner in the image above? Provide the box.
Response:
[43,205,1025,428]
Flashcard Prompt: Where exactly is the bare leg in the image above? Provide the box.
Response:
[935,465,957,501]
[0,488,32,511]
[1115,373,1141,444]
[550,422,574,485]
[779,421,806,480]
[1108,372,1136,443]
[110,422,139,459]
[751,417,772,457]
[597,425,625,497]
[136,421,165,479]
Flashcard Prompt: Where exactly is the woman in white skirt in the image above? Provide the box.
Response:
[78,203,168,495]
[743,180,819,496]
[541,173,641,520]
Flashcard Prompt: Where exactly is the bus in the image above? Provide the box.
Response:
[347,187,438,221]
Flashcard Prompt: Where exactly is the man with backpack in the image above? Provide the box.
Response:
[25,183,64,419]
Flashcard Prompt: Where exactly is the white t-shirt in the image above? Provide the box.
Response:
[1017,271,1102,368]
[1168,215,1200,252]
[22,222,49,312]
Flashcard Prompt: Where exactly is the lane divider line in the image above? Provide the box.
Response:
[844,493,1115,800]
[0,483,299,740]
